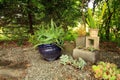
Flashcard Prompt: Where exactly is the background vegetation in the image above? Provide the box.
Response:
[0,0,120,46]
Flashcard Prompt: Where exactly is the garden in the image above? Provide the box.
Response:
[0,0,120,80]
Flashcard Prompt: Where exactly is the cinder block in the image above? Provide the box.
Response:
[76,36,86,48]
[73,48,97,63]
[62,41,76,56]
[86,36,99,49]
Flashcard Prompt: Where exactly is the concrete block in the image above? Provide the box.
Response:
[62,41,76,56]
[73,48,97,63]
[86,36,99,49]
[76,36,86,48]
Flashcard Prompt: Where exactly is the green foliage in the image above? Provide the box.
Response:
[97,0,120,43]
[0,35,10,41]
[63,28,78,42]
[92,61,120,80]
[29,19,64,48]
[0,0,120,46]
[0,25,29,45]
[87,46,96,52]
[60,55,86,69]
[86,2,107,29]
[0,0,3,3]
[116,38,120,47]
[40,0,82,27]
[86,8,96,29]
[72,57,87,69]
[60,55,73,65]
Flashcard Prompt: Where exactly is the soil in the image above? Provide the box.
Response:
[0,41,120,80]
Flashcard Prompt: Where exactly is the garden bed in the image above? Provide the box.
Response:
[0,41,120,80]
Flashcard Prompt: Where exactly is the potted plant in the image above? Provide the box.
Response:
[86,8,99,37]
[62,28,78,55]
[86,3,106,37]
[74,25,86,48]
[29,19,64,61]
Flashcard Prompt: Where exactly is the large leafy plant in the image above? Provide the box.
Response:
[86,8,96,29]
[29,19,64,48]
[86,2,107,29]
[64,28,78,42]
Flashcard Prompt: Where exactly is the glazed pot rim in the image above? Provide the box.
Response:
[38,43,61,49]
[38,43,57,46]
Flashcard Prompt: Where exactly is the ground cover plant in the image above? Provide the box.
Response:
[60,55,87,69]
[92,61,120,80]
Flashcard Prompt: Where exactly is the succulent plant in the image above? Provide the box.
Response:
[92,61,120,80]
[60,55,86,69]
[60,55,73,65]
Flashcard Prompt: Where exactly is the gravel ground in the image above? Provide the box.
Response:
[0,46,94,80]
[0,41,120,80]
[24,47,94,80]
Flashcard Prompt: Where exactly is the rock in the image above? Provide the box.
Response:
[73,48,97,63]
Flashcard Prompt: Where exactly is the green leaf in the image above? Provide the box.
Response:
[109,76,116,80]
[87,8,96,28]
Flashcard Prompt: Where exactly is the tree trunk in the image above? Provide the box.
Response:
[105,25,110,40]
[28,12,34,35]
[105,13,113,40]
[105,0,113,40]
[27,0,34,35]
[81,0,86,28]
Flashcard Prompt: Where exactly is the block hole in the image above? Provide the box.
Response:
[88,39,94,46]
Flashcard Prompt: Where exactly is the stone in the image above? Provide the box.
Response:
[73,48,97,63]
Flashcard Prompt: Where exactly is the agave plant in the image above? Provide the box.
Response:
[29,19,65,48]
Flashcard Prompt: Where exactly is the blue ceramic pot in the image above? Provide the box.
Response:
[38,44,61,61]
